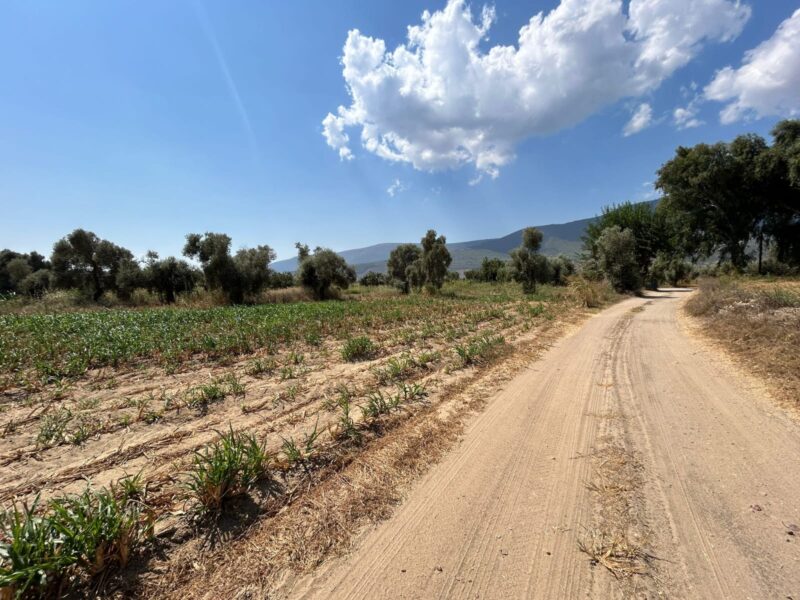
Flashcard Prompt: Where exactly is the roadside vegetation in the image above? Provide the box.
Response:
[686,277,800,407]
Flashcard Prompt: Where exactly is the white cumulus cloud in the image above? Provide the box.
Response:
[323,0,750,177]
[624,103,654,136]
[705,8,800,124]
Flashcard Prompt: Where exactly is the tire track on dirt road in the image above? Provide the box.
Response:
[287,289,800,599]
[287,297,640,599]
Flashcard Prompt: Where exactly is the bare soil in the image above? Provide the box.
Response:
[285,290,800,600]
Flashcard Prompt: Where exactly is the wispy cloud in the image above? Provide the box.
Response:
[386,178,407,197]
[623,103,654,137]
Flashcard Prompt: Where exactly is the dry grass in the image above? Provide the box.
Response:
[579,440,655,590]
[569,278,617,308]
[685,277,800,407]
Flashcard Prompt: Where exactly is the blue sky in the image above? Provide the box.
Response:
[1,1,798,262]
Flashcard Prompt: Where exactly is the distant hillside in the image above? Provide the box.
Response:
[272,210,610,277]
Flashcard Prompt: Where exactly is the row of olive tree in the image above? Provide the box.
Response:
[0,229,293,304]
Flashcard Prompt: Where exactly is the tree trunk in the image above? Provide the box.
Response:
[758,229,763,275]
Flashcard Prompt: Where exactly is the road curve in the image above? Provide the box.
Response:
[288,290,800,600]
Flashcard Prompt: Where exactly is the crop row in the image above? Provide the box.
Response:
[0,284,540,387]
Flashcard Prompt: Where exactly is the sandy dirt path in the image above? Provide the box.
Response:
[287,289,800,600]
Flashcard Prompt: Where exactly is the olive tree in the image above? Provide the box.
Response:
[595,226,640,291]
[143,252,199,303]
[183,233,275,303]
[510,227,549,293]
[386,243,421,293]
[419,229,452,291]
[295,244,356,300]
[51,229,134,301]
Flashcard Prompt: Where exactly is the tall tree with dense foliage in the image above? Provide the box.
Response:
[51,229,134,301]
[386,243,421,293]
[510,227,550,293]
[656,125,800,271]
[760,120,800,266]
[295,245,356,300]
[419,230,452,292]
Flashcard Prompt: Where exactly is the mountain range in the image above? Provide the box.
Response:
[271,213,597,277]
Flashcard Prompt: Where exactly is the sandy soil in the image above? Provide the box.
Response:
[287,289,800,600]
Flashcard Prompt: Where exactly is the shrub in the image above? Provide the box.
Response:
[341,336,376,362]
[359,272,388,287]
[186,428,269,513]
[569,278,615,308]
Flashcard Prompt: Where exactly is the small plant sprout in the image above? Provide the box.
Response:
[247,358,276,377]
[186,382,226,412]
[398,382,428,403]
[220,373,246,397]
[36,409,73,448]
[362,391,393,419]
[335,394,361,444]
[341,336,376,362]
[117,472,146,502]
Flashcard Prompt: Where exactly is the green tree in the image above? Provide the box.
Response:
[234,245,276,297]
[656,136,769,270]
[143,252,199,303]
[760,120,800,266]
[5,257,32,290]
[0,250,53,296]
[268,271,295,289]
[114,258,143,301]
[17,269,53,297]
[419,229,452,292]
[51,229,134,301]
[479,257,506,282]
[584,201,669,281]
[595,226,640,291]
[183,234,274,303]
[510,227,548,293]
[295,245,356,300]
[183,233,240,301]
[387,243,422,293]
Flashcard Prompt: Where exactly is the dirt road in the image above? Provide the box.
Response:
[287,290,800,599]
